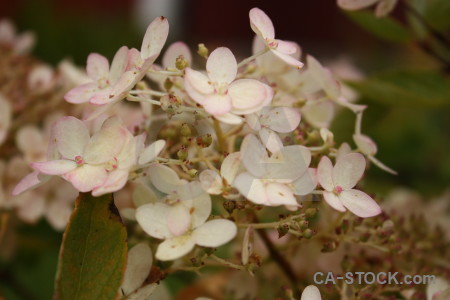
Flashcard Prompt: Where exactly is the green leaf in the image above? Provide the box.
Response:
[424,0,450,31]
[54,193,127,300]
[345,11,413,43]
[347,70,450,107]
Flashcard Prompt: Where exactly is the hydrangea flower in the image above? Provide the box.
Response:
[234,134,316,206]
[184,47,273,123]
[353,133,397,174]
[301,285,322,300]
[249,8,304,68]
[317,153,382,217]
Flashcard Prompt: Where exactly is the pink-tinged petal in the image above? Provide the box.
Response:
[199,169,223,195]
[353,134,378,156]
[92,170,129,196]
[136,203,172,239]
[64,82,99,104]
[333,153,366,190]
[189,192,212,228]
[375,0,398,17]
[221,152,243,185]
[53,116,90,159]
[141,16,169,59]
[337,143,352,162]
[234,173,268,205]
[155,235,195,261]
[162,41,192,69]
[293,168,318,196]
[148,164,182,194]
[317,156,334,191]
[64,164,108,192]
[228,79,267,111]
[174,181,205,202]
[193,219,237,247]
[259,128,283,153]
[206,47,237,84]
[245,113,261,131]
[306,55,340,98]
[121,243,153,296]
[368,156,398,175]
[249,7,275,40]
[266,107,301,133]
[302,100,335,128]
[266,182,297,206]
[12,171,50,196]
[32,160,77,175]
[275,40,297,55]
[0,96,11,146]
[335,96,367,113]
[272,49,304,68]
[301,285,322,300]
[83,102,116,122]
[184,68,213,103]
[86,53,109,81]
[265,145,311,181]
[323,191,346,212]
[126,48,142,71]
[240,134,268,177]
[203,94,232,115]
[167,204,191,236]
[109,46,129,84]
[138,140,166,165]
[214,113,244,125]
[88,88,111,105]
[337,0,378,10]
[84,119,128,164]
[340,189,381,218]
[115,134,137,169]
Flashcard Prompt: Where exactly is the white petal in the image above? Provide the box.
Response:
[53,116,90,159]
[333,153,366,190]
[426,277,449,300]
[184,68,213,104]
[353,134,377,156]
[141,16,169,59]
[86,53,109,81]
[337,0,378,10]
[64,82,99,104]
[92,170,129,196]
[148,164,182,194]
[375,0,397,17]
[265,107,300,133]
[259,128,283,153]
[155,235,195,261]
[203,94,232,115]
[162,41,192,69]
[245,113,261,131]
[136,203,172,239]
[230,83,273,115]
[63,164,108,192]
[199,170,223,195]
[275,40,298,55]
[122,243,153,296]
[265,145,311,180]
[272,50,304,68]
[109,46,129,84]
[337,143,352,162]
[293,168,318,196]
[221,152,243,185]
[228,79,268,111]
[193,219,237,247]
[266,182,297,206]
[189,192,212,228]
[133,183,158,207]
[317,156,334,191]
[207,47,237,84]
[0,95,11,145]
[249,7,275,40]
[234,173,268,205]
[167,204,191,236]
[340,189,382,218]
[306,55,340,99]
[32,160,77,175]
[240,134,268,177]
[139,140,166,165]
[241,226,254,265]
[214,113,243,125]
[302,100,335,128]
[301,285,322,300]
[12,171,50,196]
[323,191,346,212]
[368,155,398,175]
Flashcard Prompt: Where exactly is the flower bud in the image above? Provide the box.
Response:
[187,169,198,178]
[190,257,203,267]
[175,55,189,70]
[163,78,173,91]
[277,223,290,238]
[305,207,318,219]
[203,247,215,255]
[177,147,188,160]
[298,220,309,230]
[223,200,236,214]
[180,123,192,137]
[197,43,209,58]
[321,240,338,252]
[303,228,313,239]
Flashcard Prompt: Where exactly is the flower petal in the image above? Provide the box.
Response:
[265,107,301,133]
[317,156,334,191]
[184,68,213,103]
[136,203,172,239]
[12,171,50,196]
[340,189,382,218]
[353,134,377,156]
[203,94,232,115]
[293,168,318,196]
[162,41,192,69]
[63,164,108,192]
[259,128,283,153]
[337,0,379,10]
[109,46,129,84]
[265,145,311,181]
[155,235,195,261]
[199,169,223,195]
[148,164,182,194]
[121,243,153,296]
[32,160,77,175]
[86,53,109,81]
[234,173,268,205]
[141,16,169,59]
[249,7,275,40]
[323,191,346,212]
[221,152,243,185]
[138,140,166,165]
[275,40,297,55]
[64,82,99,104]
[206,47,237,84]
[333,153,366,190]
[193,219,237,247]
[53,116,90,159]
[91,169,129,196]
[301,285,322,300]
[240,134,268,177]
[189,193,212,228]
[214,113,243,125]
[167,204,191,236]
[266,182,297,206]
[302,100,335,128]
[272,49,304,68]
[228,79,268,111]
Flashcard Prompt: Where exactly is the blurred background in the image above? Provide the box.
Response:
[0,0,449,299]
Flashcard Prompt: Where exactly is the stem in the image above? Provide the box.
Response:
[148,69,183,76]
[355,110,363,136]
[129,90,167,97]
[212,118,226,153]
[237,48,270,68]
[208,254,246,270]
[126,95,161,106]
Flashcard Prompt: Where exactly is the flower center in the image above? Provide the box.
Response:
[104,157,118,172]
[75,155,84,166]
[266,38,278,49]
[335,186,343,194]
[213,82,229,95]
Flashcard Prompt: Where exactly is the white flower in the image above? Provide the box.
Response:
[249,8,304,68]
[301,285,322,300]
[234,134,316,206]
[337,0,398,17]
[0,19,35,54]
[427,277,449,300]
[246,106,301,153]
[353,133,397,175]
[317,153,382,217]
[184,47,273,123]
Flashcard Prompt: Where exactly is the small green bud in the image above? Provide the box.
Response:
[203,247,215,255]
[305,207,318,219]
[223,200,236,214]
[277,223,290,238]
[177,147,188,160]
[180,123,192,137]
[163,78,173,91]
[197,43,209,59]
[298,220,309,230]
[303,228,313,239]
[190,257,202,267]
[187,169,198,178]
[175,55,189,70]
